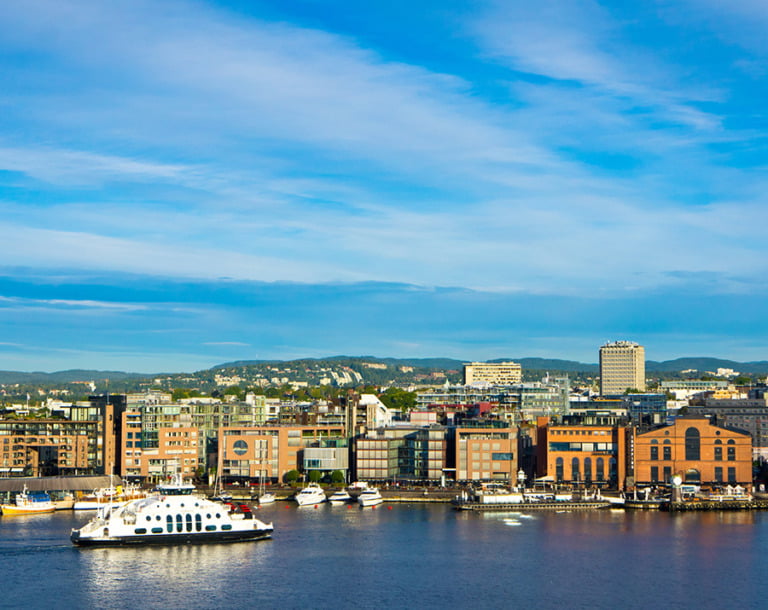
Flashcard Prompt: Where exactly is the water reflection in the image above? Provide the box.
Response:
[81,539,274,608]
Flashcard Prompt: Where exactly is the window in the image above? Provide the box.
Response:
[685,428,700,460]
[728,467,737,483]
[650,445,658,461]
[596,457,605,482]
[584,458,592,483]
[714,467,723,483]
[571,457,580,482]
[663,466,671,482]
[650,466,659,482]
[609,458,618,484]
[727,440,736,461]
[663,446,671,461]
[714,440,722,461]
[555,457,564,483]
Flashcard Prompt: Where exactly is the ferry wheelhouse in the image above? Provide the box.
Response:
[70,476,273,547]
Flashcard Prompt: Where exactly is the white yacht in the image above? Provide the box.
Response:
[70,475,273,547]
[294,483,327,506]
[328,490,352,504]
[357,487,383,507]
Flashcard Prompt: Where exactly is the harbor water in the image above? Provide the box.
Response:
[1,503,767,609]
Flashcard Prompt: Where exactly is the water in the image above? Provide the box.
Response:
[1,504,767,609]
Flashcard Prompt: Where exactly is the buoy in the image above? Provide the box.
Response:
[314,504,318,509]
[388,506,392,510]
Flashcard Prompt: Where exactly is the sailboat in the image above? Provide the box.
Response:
[256,470,275,505]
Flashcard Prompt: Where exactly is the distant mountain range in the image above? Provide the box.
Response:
[1,355,767,387]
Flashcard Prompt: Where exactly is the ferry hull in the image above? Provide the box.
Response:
[71,527,273,547]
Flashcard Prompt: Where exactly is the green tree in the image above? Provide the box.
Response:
[379,387,417,412]
[284,469,300,484]
[308,470,322,483]
[331,470,345,484]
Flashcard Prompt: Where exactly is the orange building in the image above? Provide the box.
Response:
[454,425,517,482]
[536,416,627,488]
[219,425,346,482]
[633,416,752,487]
[120,408,199,482]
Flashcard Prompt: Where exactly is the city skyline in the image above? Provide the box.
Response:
[2,1,767,372]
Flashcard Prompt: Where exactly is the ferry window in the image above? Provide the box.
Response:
[196,514,202,532]
[176,514,183,533]
[186,514,192,532]
[216,513,221,519]
[146,516,151,521]
[166,515,173,533]
[685,428,700,460]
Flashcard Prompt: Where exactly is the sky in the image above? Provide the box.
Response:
[1,0,767,373]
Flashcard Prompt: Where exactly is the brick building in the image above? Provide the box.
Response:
[633,416,752,487]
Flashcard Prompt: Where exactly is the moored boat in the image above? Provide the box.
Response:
[70,475,273,547]
[257,493,276,505]
[328,490,352,504]
[294,483,327,506]
[357,487,383,507]
[1,486,56,516]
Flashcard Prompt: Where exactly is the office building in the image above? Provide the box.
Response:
[463,362,522,386]
[599,341,646,396]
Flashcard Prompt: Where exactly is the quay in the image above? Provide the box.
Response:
[664,499,768,512]
[452,500,611,511]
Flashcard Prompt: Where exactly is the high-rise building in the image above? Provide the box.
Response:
[463,361,522,386]
[599,341,646,396]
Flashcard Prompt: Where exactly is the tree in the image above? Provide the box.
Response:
[331,470,345,484]
[284,469,300,484]
[308,470,322,483]
[379,387,417,412]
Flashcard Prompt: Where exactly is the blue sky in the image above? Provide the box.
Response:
[1,0,767,372]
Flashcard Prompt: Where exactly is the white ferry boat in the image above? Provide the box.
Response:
[70,476,273,547]
[357,487,383,507]
[294,483,327,506]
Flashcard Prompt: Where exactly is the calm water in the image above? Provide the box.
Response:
[1,503,766,609]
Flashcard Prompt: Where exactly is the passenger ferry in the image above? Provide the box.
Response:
[70,475,273,546]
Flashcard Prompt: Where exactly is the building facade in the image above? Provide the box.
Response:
[454,423,517,482]
[355,426,447,482]
[0,419,98,476]
[599,341,646,396]
[218,425,346,483]
[536,416,626,487]
[633,417,752,487]
[463,362,522,386]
